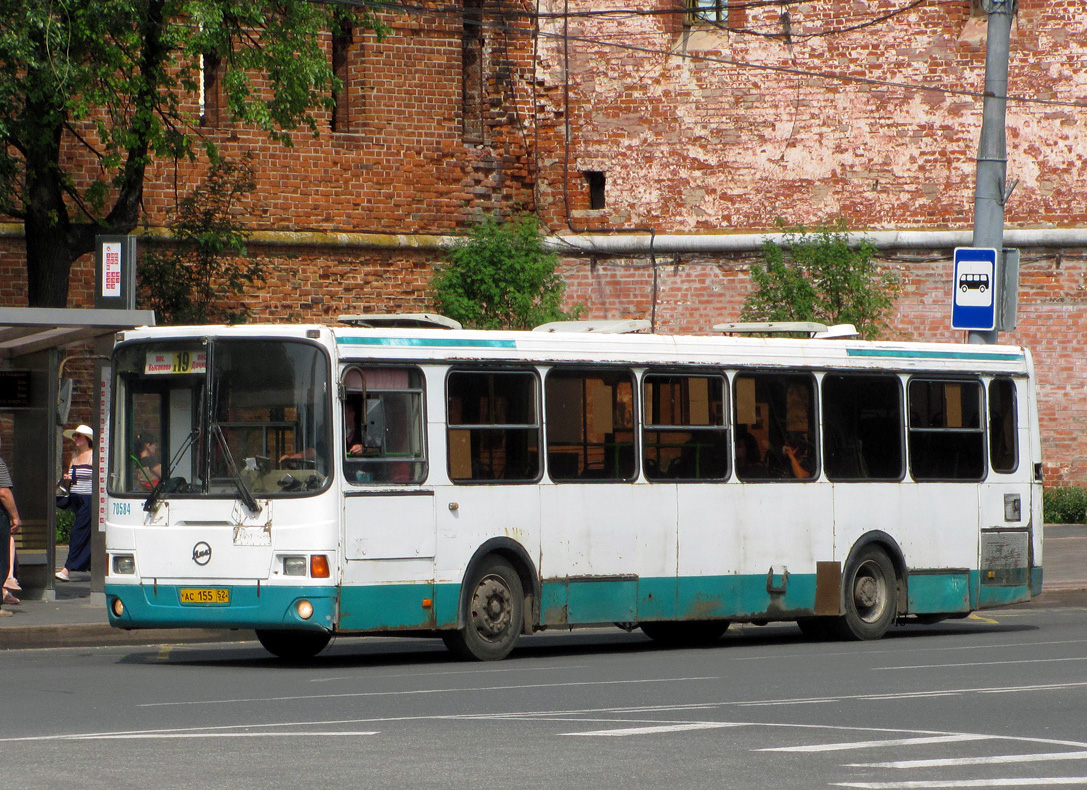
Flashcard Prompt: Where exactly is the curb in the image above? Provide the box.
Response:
[0,624,247,651]
[1016,587,1087,608]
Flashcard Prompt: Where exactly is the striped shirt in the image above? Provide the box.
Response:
[69,462,94,495]
[0,458,11,489]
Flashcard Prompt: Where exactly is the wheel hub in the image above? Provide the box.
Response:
[852,562,886,622]
[473,577,512,639]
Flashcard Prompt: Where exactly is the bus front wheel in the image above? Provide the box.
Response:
[255,629,331,660]
[833,545,897,641]
[442,557,524,661]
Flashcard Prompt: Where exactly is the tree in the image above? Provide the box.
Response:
[0,0,385,307]
[139,152,260,324]
[432,214,583,330]
[741,220,899,339]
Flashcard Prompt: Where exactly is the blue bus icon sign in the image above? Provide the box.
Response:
[952,247,997,331]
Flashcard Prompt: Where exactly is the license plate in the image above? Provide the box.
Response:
[179,587,230,605]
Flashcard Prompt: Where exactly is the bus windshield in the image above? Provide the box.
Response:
[109,338,331,498]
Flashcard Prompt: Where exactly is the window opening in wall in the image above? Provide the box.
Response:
[199,51,221,127]
[331,19,353,132]
[643,373,728,481]
[908,378,985,481]
[342,366,427,484]
[733,372,817,481]
[545,368,636,481]
[989,378,1018,473]
[585,171,606,210]
[462,0,484,144]
[686,0,726,24]
[448,370,541,482]
[822,374,903,481]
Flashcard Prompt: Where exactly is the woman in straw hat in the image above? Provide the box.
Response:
[57,425,94,582]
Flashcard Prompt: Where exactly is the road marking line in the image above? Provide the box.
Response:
[967,613,1000,624]
[310,663,590,683]
[851,751,1087,769]
[877,657,1087,671]
[732,639,1087,662]
[758,734,991,752]
[138,676,720,707]
[73,731,380,740]
[565,723,739,737]
[833,778,1087,788]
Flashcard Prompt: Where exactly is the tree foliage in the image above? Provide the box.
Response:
[741,220,899,339]
[0,0,386,307]
[139,153,260,324]
[432,214,582,330]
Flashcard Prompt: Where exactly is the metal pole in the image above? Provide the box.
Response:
[969,0,1015,345]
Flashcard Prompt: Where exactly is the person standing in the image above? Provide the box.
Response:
[56,424,94,582]
[0,438,22,617]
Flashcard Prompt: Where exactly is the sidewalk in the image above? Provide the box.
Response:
[2,527,1085,650]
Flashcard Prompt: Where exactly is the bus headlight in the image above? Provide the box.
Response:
[111,598,125,617]
[296,600,314,620]
[283,556,307,576]
[112,554,136,575]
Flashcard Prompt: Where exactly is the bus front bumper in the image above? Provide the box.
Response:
[105,582,336,631]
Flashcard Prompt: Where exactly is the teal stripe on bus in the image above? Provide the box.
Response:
[337,337,517,349]
[846,348,1023,362]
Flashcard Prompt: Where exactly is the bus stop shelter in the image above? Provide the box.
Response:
[0,306,155,600]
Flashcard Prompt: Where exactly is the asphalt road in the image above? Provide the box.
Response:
[5,602,1087,790]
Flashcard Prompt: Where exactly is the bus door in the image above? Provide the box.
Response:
[339,366,436,630]
[978,377,1034,605]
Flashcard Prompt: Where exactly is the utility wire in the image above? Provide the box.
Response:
[325,0,1087,109]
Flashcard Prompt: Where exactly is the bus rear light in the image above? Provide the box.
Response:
[296,600,314,620]
[311,555,330,578]
[112,554,136,575]
[283,556,307,576]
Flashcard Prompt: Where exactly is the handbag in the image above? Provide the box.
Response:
[55,478,71,509]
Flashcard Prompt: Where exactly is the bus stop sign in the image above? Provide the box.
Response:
[952,247,997,331]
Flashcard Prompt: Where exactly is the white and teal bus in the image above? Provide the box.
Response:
[103,318,1043,660]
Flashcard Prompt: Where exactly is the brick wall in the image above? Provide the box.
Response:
[2,0,1086,489]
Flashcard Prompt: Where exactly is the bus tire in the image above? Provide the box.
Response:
[640,620,729,646]
[255,629,331,660]
[443,557,524,661]
[833,545,897,641]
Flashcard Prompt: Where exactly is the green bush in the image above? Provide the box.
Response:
[56,508,74,545]
[432,213,582,330]
[1043,487,1087,524]
[741,219,899,340]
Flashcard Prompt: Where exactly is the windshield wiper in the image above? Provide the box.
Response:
[213,424,261,515]
[143,429,198,512]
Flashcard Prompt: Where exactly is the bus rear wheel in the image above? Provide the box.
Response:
[833,545,897,641]
[442,557,524,661]
[255,629,331,660]
[640,620,729,646]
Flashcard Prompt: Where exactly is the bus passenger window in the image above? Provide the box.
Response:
[642,373,728,481]
[822,374,903,481]
[341,366,426,484]
[989,378,1018,474]
[733,372,817,481]
[447,370,541,483]
[545,369,636,482]
[908,379,984,481]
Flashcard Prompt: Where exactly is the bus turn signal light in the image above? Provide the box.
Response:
[311,555,330,578]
